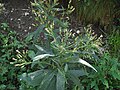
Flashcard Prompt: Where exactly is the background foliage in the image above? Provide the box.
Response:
[0,0,120,90]
[81,53,120,90]
[0,23,24,90]
[71,0,120,26]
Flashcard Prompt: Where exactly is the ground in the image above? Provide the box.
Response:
[0,0,103,40]
[0,0,37,39]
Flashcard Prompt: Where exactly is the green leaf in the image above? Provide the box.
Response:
[68,69,87,77]
[21,73,31,85]
[25,34,33,42]
[111,71,120,80]
[64,64,68,72]
[94,85,99,90]
[33,54,54,61]
[102,79,109,88]
[28,50,35,58]
[38,70,55,90]
[90,80,96,88]
[29,24,45,42]
[1,23,8,28]
[21,70,46,87]
[67,71,81,87]
[0,84,6,89]
[35,45,47,53]
[78,58,97,72]
[47,76,56,90]
[56,70,66,90]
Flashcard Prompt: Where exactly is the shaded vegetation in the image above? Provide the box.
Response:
[0,0,120,90]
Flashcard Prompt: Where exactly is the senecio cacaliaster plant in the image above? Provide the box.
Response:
[20,0,103,90]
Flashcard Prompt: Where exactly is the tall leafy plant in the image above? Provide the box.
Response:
[21,0,103,90]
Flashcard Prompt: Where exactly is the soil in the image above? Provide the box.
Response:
[0,0,37,39]
[0,0,104,40]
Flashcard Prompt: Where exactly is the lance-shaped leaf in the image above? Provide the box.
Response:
[78,58,97,72]
[68,69,87,77]
[66,71,81,87]
[38,71,55,90]
[21,70,45,87]
[33,54,55,61]
[56,70,66,90]
[35,45,47,53]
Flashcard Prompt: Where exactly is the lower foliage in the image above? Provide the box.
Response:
[81,53,120,90]
[0,23,26,90]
